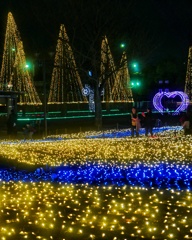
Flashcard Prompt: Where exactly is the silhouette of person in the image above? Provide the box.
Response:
[142,108,154,137]
[131,107,140,137]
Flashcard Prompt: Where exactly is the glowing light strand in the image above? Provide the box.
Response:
[184,46,192,100]
[48,24,87,104]
[0,12,41,105]
[112,51,133,102]
[100,36,116,102]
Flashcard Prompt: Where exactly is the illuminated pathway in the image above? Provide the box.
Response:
[0,127,192,239]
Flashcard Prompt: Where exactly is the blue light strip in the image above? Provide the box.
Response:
[0,160,191,190]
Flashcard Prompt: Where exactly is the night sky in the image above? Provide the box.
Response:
[1,0,192,76]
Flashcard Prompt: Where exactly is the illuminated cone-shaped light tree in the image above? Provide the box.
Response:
[112,51,133,102]
[0,12,41,105]
[48,24,87,104]
[184,46,192,100]
[100,36,116,102]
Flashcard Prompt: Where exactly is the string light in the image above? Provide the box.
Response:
[0,127,191,238]
[0,12,41,105]
[100,37,133,102]
[112,51,133,102]
[100,36,116,102]
[184,46,192,98]
[48,24,87,104]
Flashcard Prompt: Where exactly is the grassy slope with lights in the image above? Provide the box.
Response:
[0,127,188,168]
[1,128,192,239]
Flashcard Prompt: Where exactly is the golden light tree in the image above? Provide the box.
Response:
[0,12,41,105]
[48,24,87,104]
[184,46,192,100]
[100,36,116,102]
[112,51,133,102]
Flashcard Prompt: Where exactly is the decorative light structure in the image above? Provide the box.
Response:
[0,12,42,105]
[48,24,87,104]
[184,46,192,100]
[153,91,189,115]
[112,51,133,102]
[82,84,95,112]
[100,36,116,102]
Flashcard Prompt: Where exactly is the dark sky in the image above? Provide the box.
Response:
[1,0,192,68]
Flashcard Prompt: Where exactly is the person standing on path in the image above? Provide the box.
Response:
[131,107,140,137]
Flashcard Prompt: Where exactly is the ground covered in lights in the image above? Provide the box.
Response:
[1,126,192,239]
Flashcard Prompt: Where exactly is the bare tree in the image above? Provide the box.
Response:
[14,0,160,128]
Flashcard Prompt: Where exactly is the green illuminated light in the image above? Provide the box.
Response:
[67,110,94,113]
[110,109,119,112]
[131,62,139,73]
[130,81,140,87]
[17,110,127,121]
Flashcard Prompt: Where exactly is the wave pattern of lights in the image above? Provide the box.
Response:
[0,161,192,190]
[0,127,192,239]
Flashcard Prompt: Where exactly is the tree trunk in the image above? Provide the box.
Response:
[94,85,102,130]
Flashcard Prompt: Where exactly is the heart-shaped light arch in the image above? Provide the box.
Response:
[153,91,189,115]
